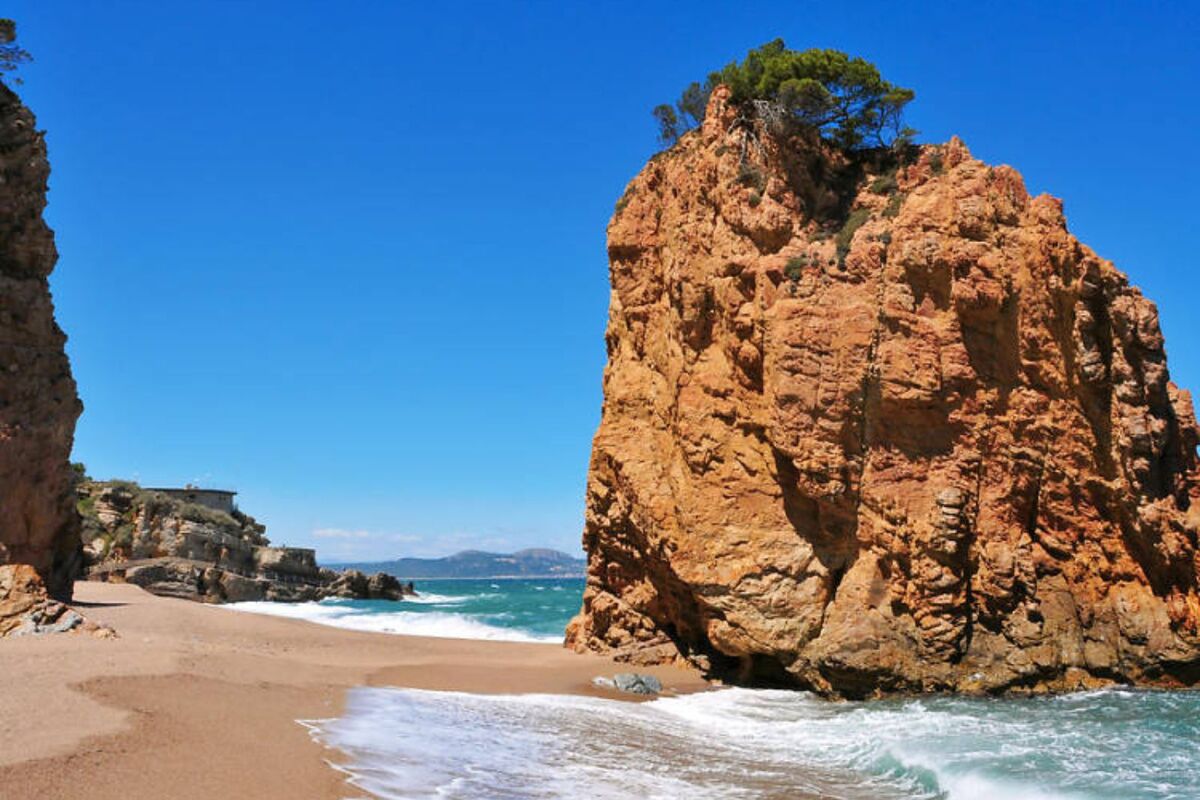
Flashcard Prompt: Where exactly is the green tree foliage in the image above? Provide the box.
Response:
[0,19,31,86]
[676,80,713,127]
[652,104,681,146]
[654,39,915,150]
[654,77,717,146]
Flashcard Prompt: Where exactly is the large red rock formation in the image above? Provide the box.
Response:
[0,83,83,630]
[566,87,1200,697]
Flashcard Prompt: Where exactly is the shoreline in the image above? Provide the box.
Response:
[338,574,587,581]
[0,581,707,800]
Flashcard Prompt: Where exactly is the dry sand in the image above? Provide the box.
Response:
[0,581,707,799]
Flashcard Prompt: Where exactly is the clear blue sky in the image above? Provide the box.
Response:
[8,1,1199,561]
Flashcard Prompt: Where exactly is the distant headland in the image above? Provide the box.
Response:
[332,548,586,580]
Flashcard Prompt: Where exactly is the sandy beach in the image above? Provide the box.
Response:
[0,582,706,800]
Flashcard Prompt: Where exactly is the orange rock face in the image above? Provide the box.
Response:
[566,87,1200,696]
[0,83,83,629]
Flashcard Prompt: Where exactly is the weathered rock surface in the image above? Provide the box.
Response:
[612,673,663,695]
[566,87,1200,697]
[0,83,84,636]
[80,481,413,603]
[0,565,78,635]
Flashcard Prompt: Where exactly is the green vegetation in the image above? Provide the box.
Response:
[836,208,872,265]
[75,478,270,561]
[735,163,765,192]
[112,522,134,550]
[614,187,633,215]
[785,255,808,280]
[76,494,96,517]
[0,20,30,86]
[748,190,762,207]
[84,482,213,526]
[138,491,176,520]
[654,39,915,149]
[882,192,905,218]
[108,479,141,494]
[178,501,239,529]
[869,173,898,195]
[651,104,682,146]
[928,149,945,175]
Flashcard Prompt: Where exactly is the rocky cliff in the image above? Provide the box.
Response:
[80,481,413,603]
[0,83,84,635]
[566,87,1200,697]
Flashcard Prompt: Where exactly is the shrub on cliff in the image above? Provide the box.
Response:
[835,207,872,265]
[0,19,31,86]
[654,39,915,150]
[177,501,241,529]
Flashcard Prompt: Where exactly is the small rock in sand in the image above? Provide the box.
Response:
[612,673,662,695]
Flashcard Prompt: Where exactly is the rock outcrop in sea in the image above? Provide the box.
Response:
[0,83,85,636]
[79,480,413,603]
[566,86,1200,697]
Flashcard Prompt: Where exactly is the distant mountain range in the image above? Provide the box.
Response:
[330,548,587,579]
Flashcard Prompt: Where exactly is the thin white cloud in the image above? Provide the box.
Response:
[313,528,372,539]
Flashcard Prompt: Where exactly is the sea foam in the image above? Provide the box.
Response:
[305,686,1200,800]
[224,600,560,643]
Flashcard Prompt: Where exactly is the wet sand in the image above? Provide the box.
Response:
[0,581,706,799]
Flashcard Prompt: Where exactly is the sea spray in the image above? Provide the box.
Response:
[307,686,1200,800]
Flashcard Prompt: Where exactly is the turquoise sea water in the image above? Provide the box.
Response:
[229,577,584,642]
[230,579,1200,799]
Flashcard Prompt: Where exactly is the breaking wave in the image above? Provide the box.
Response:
[306,686,1200,800]
[225,600,560,643]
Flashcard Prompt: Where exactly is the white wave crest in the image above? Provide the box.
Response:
[224,601,560,644]
[401,592,468,605]
[305,686,1194,800]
